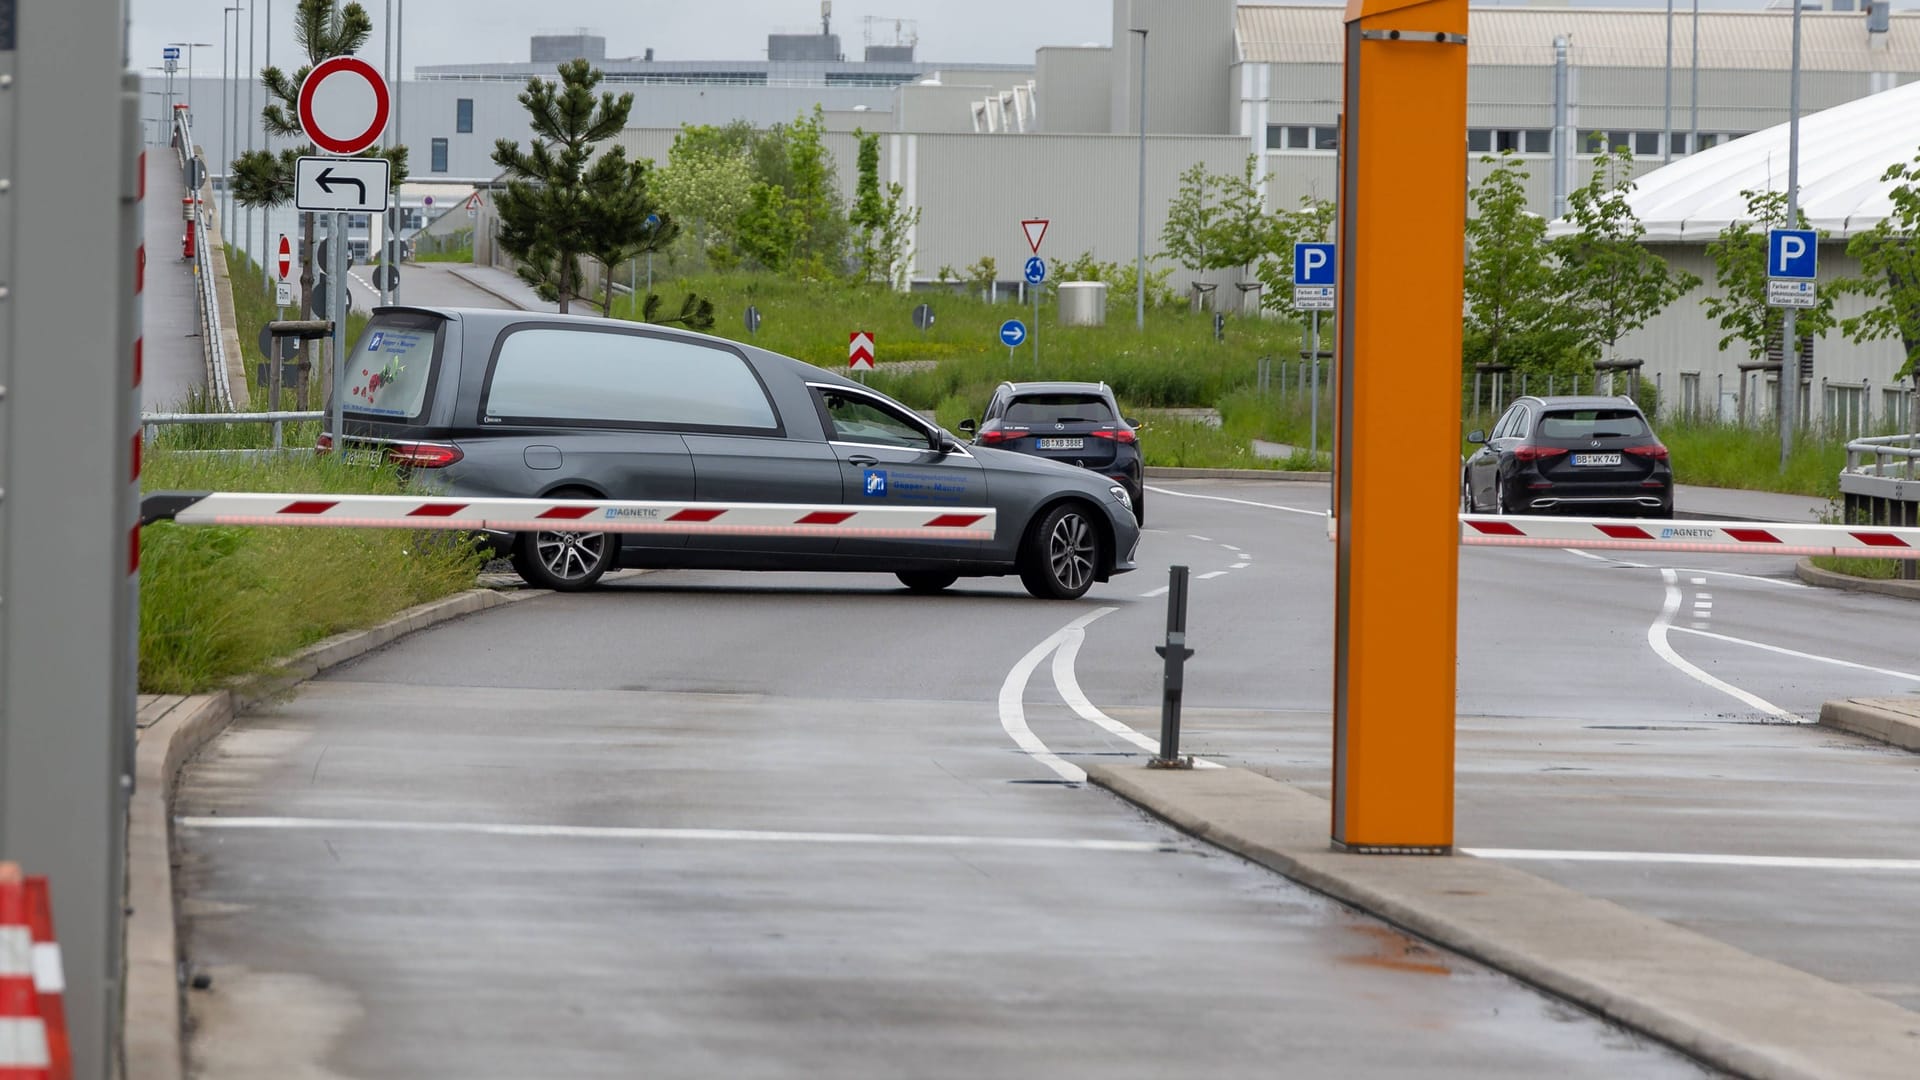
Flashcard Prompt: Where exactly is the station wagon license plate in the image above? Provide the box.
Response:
[1572,452,1622,466]
[1036,437,1084,450]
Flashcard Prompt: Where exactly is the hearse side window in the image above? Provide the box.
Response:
[482,327,778,431]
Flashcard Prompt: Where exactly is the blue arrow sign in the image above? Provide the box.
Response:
[1767,229,1818,281]
[1024,256,1046,285]
[164,47,181,59]
[1000,319,1028,347]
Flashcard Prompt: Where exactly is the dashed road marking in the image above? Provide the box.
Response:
[1139,586,1169,598]
[1197,570,1229,580]
[1647,568,1804,723]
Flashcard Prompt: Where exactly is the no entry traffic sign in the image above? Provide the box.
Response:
[298,56,391,157]
[276,234,292,280]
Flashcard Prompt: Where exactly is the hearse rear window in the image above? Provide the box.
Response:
[482,327,778,431]
[345,318,440,419]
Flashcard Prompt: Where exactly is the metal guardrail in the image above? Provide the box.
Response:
[141,410,322,451]
[1841,434,1920,501]
[176,107,235,412]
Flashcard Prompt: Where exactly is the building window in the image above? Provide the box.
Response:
[456,98,473,134]
[1467,129,1491,153]
[431,138,448,173]
[1634,131,1660,157]
[1468,129,1551,155]
[1523,129,1551,154]
[1312,126,1339,150]
[1669,132,1690,155]
[1266,125,1334,151]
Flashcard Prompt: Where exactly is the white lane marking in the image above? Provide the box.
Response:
[997,608,1118,783]
[1693,601,1713,611]
[1562,549,1809,588]
[1148,485,1326,518]
[1231,562,1250,570]
[1051,628,1223,769]
[176,816,1167,853]
[1197,570,1230,580]
[1691,622,1711,630]
[1668,626,1920,683]
[1465,847,1920,872]
[1188,534,1214,542]
[1648,568,1805,723]
[1139,586,1169,598]
[1696,593,1713,602]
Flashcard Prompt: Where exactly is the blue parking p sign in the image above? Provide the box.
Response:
[1294,243,1336,286]
[1767,229,1818,281]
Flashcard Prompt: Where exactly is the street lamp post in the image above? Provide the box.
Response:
[1779,0,1805,468]
[247,0,257,280]
[1663,0,1675,163]
[222,6,241,244]
[1130,27,1147,331]
[169,42,212,123]
[1689,0,1700,156]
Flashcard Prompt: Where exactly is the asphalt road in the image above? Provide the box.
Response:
[342,260,513,311]
[174,478,1920,1076]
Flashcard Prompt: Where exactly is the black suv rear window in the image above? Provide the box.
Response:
[345,317,441,420]
[1538,408,1649,440]
[1004,394,1115,425]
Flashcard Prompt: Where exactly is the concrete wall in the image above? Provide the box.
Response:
[1036,47,1113,133]
[894,82,1004,133]
[1109,0,1236,136]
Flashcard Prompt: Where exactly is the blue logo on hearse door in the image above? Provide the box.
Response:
[863,469,888,497]
[366,331,385,352]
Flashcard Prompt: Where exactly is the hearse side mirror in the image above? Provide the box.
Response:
[958,418,977,435]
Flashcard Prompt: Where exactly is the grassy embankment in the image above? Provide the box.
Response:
[139,252,479,694]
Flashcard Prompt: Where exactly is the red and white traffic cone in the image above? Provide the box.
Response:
[0,862,53,1080]
[21,880,67,1080]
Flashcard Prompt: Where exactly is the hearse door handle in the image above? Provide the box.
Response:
[847,455,879,466]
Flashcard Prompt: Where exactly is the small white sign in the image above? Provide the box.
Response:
[294,155,391,213]
[1294,285,1336,311]
[275,280,294,307]
[1767,279,1817,309]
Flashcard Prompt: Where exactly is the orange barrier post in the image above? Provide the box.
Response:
[1331,0,1469,853]
[0,863,53,1079]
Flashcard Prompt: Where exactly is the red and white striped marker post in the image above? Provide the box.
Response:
[20,879,67,1080]
[141,493,997,543]
[848,331,875,372]
[0,863,55,1080]
[1460,514,1920,560]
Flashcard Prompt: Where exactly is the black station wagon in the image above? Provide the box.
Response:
[320,307,1141,599]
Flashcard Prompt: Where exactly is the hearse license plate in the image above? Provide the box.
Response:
[1572,452,1622,466]
[341,445,386,467]
[1037,437,1085,450]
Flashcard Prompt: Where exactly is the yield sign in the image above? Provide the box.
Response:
[1021,219,1049,254]
[848,331,876,371]
[276,234,292,280]
[298,56,391,156]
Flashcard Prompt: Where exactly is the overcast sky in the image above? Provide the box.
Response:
[129,0,1114,75]
[127,0,1920,78]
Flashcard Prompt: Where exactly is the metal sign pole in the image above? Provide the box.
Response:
[1778,0,1804,469]
[1032,265,1040,370]
[332,210,348,443]
[1310,310,1321,455]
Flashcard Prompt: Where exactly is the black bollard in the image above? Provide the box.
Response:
[1150,565,1196,769]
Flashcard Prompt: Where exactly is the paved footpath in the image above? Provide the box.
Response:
[143,146,208,412]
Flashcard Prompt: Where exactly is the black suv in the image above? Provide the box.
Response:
[1464,396,1673,518]
[960,382,1146,524]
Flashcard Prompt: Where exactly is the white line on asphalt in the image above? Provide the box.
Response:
[1147,485,1326,518]
[1139,586,1169,598]
[1668,625,1920,683]
[1052,629,1223,769]
[1562,549,1810,588]
[1464,847,1920,872]
[1692,622,1711,630]
[1188,534,1214,542]
[1693,601,1713,611]
[1197,570,1230,580]
[997,607,1118,783]
[1231,562,1250,570]
[1696,593,1713,601]
[1648,568,1805,723]
[175,816,1168,853]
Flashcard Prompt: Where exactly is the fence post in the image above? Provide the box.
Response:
[1473,371,1482,415]
[1717,373,1724,422]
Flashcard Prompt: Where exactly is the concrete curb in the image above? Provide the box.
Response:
[1794,557,1920,601]
[446,265,538,312]
[123,586,534,1080]
[1086,764,1920,1080]
[1818,698,1920,753]
[1144,466,1330,482]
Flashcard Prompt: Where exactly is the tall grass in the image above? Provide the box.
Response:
[1657,419,1846,497]
[140,450,483,694]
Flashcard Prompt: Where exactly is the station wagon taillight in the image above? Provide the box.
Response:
[388,442,463,468]
[1624,444,1669,460]
[1091,428,1137,444]
[978,429,1022,444]
[1513,445,1568,463]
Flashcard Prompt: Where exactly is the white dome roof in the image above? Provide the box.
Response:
[1623,79,1920,243]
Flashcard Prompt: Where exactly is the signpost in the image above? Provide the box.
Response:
[912,303,935,334]
[744,306,762,335]
[1295,242,1337,455]
[297,56,391,447]
[1022,219,1048,370]
[1767,227,1817,460]
[849,331,876,372]
[999,318,1027,364]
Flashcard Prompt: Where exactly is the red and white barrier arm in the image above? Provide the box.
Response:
[1461,514,1920,560]
[140,492,997,542]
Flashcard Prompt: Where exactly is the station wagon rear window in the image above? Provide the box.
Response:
[344,317,440,419]
[1538,409,1649,440]
[482,327,778,432]
[1004,394,1115,425]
